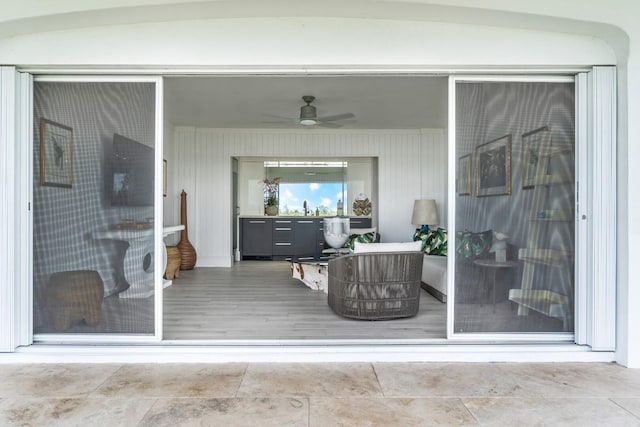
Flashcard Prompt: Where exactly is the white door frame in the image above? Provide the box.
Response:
[3,66,615,353]
[575,67,617,350]
[0,67,32,352]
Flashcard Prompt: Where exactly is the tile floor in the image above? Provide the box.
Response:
[0,362,639,426]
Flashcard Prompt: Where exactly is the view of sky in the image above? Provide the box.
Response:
[278,182,347,216]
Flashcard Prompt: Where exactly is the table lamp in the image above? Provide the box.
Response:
[411,199,439,240]
[489,231,509,262]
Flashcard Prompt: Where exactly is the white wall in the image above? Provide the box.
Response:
[162,120,178,244]
[0,18,615,67]
[346,159,373,218]
[171,128,445,266]
[238,158,270,217]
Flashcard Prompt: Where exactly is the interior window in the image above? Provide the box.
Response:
[263,160,349,216]
[278,182,346,216]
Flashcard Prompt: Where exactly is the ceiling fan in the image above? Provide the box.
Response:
[262,95,355,128]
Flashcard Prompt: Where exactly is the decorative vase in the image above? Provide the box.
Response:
[265,205,278,216]
[352,195,372,216]
[177,190,197,270]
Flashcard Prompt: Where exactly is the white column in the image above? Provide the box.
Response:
[588,66,617,351]
[0,68,33,352]
[0,67,17,352]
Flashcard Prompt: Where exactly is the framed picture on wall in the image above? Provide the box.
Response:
[40,118,73,188]
[521,126,551,189]
[457,154,472,196]
[475,134,512,197]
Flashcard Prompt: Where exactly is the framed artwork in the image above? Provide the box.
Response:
[475,134,512,197]
[40,118,73,188]
[457,154,472,196]
[521,126,551,189]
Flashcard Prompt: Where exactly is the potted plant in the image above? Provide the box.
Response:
[262,177,281,216]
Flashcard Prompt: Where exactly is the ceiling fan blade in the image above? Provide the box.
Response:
[317,112,355,122]
[262,113,296,121]
[317,121,342,129]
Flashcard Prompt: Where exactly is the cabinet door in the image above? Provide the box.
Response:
[272,219,294,258]
[241,219,272,257]
[294,219,318,259]
[350,217,372,228]
[316,220,326,258]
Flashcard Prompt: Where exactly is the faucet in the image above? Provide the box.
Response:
[303,200,309,216]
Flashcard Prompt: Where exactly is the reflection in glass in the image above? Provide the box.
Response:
[33,81,156,335]
[454,81,575,334]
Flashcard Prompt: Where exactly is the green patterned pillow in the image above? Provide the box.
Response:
[343,232,375,250]
[455,230,493,258]
[415,227,448,256]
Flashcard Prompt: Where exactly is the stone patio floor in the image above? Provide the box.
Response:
[1,362,640,426]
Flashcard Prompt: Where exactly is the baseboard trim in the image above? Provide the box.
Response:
[196,256,233,267]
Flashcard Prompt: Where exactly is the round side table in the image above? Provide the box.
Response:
[472,259,518,312]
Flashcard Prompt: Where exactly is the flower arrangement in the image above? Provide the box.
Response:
[262,177,281,196]
[261,177,281,214]
[352,193,372,216]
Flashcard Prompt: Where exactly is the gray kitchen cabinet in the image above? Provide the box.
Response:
[272,219,295,260]
[241,218,272,259]
[241,217,373,261]
[294,219,319,261]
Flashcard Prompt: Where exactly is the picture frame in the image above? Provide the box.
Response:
[457,154,472,196]
[521,126,551,189]
[475,134,512,197]
[40,118,73,188]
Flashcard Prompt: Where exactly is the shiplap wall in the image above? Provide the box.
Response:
[166,128,446,267]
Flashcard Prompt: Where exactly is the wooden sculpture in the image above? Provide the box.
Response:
[177,190,197,270]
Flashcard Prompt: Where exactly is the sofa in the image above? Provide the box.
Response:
[421,255,448,302]
[416,228,500,303]
[413,227,449,303]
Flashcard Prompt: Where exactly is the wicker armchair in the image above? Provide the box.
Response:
[327,251,423,320]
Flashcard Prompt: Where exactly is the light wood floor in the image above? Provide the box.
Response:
[163,261,447,341]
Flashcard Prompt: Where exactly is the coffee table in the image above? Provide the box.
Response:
[291,261,329,293]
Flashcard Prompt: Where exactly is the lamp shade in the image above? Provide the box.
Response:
[411,199,439,226]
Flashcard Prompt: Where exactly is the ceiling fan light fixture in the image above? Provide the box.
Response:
[299,98,317,125]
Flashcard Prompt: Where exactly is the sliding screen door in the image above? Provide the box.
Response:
[450,78,576,338]
[33,78,163,340]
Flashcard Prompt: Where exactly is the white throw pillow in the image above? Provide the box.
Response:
[349,227,377,241]
[353,240,421,254]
